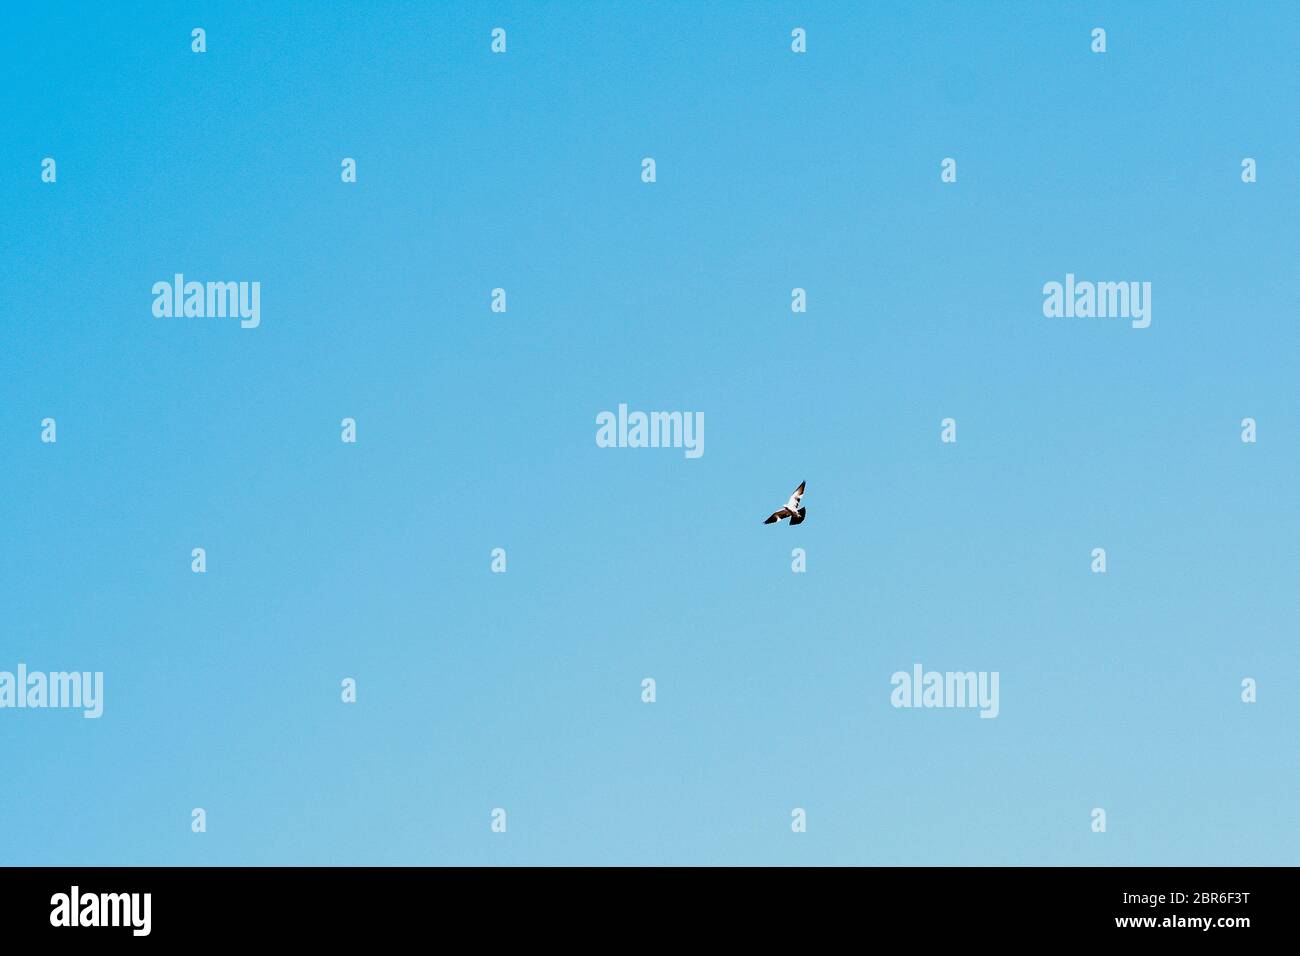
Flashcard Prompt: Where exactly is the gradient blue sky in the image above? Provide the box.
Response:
[1,1,1297,865]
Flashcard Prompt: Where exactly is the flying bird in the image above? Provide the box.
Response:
[763,481,806,526]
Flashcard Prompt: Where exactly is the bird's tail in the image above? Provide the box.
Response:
[789,507,807,526]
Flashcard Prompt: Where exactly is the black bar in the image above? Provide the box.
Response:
[0,866,1282,941]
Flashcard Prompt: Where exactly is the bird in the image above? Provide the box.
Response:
[763,481,806,526]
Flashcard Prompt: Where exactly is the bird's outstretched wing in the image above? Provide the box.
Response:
[764,508,793,524]
[785,481,806,510]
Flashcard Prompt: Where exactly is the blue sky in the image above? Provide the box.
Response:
[1,1,1297,865]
